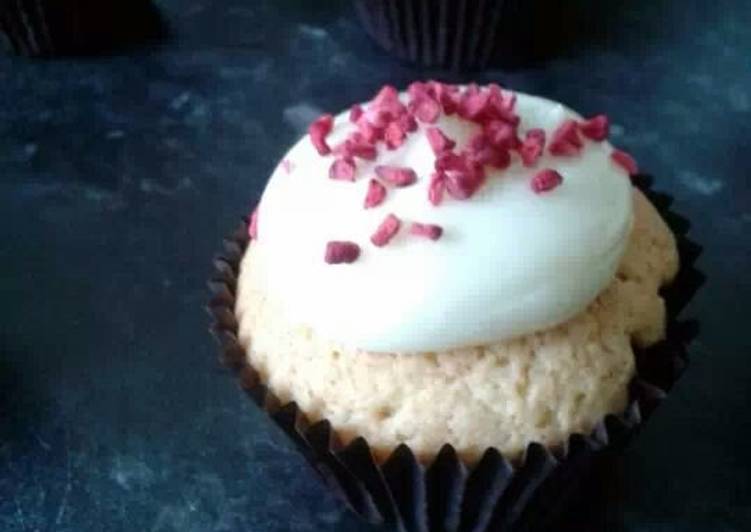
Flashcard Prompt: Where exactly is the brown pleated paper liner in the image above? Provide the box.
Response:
[351,0,566,70]
[0,0,161,57]
[207,175,703,531]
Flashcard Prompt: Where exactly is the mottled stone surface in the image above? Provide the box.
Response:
[0,0,749,530]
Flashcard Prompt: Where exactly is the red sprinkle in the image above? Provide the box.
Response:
[426,127,456,155]
[579,114,609,141]
[325,241,361,264]
[329,158,356,181]
[520,129,546,167]
[309,114,334,155]
[249,207,259,239]
[349,104,364,123]
[428,171,446,206]
[384,121,406,150]
[375,165,417,187]
[364,179,387,209]
[410,222,443,240]
[370,214,401,247]
[549,119,583,156]
[531,168,563,193]
[611,149,639,175]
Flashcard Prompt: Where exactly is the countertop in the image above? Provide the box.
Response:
[1,0,749,530]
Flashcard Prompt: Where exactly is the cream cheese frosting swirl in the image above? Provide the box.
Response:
[250,84,634,352]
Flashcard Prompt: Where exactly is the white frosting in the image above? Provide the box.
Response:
[252,91,634,353]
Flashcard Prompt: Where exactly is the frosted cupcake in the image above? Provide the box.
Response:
[215,82,694,529]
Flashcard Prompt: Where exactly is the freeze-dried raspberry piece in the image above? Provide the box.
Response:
[520,129,546,167]
[437,152,485,199]
[384,121,406,150]
[349,104,364,123]
[428,171,446,206]
[325,241,360,264]
[329,158,356,181]
[579,114,609,141]
[410,96,441,123]
[467,133,511,169]
[308,114,334,155]
[426,127,456,154]
[364,179,387,209]
[249,207,259,239]
[410,222,443,240]
[549,119,583,156]
[531,169,563,193]
[611,149,639,175]
[370,214,401,247]
[375,165,417,187]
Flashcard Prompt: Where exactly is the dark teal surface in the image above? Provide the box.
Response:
[1,1,749,530]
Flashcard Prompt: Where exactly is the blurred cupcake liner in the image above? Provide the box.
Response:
[352,0,565,70]
[208,175,703,531]
[0,0,161,57]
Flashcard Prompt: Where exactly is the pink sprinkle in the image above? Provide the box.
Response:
[484,120,517,149]
[520,129,546,167]
[325,241,361,264]
[375,165,417,187]
[459,89,490,121]
[370,214,401,247]
[411,97,441,123]
[467,133,510,169]
[437,152,485,199]
[373,85,399,107]
[428,171,446,206]
[281,159,295,174]
[410,222,443,240]
[329,158,356,181]
[549,119,583,156]
[426,127,456,155]
[384,121,406,150]
[398,113,418,133]
[369,109,393,128]
[611,149,639,175]
[531,169,563,193]
[407,81,429,99]
[579,114,609,141]
[308,114,334,155]
[336,135,377,160]
[364,179,387,209]
[349,104,364,123]
[357,120,383,144]
[429,81,461,115]
[249,207,259,239]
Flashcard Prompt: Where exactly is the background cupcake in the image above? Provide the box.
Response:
[351,0,569,69]
[0,0,163,56]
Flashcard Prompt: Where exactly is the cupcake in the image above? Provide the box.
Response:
[210,82,699,530]
[0,0,161,57]
[352,0,567,69]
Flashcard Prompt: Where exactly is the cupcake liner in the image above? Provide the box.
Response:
[208,175,703,531]
[0,0,162,57]
[352,0,563,70]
